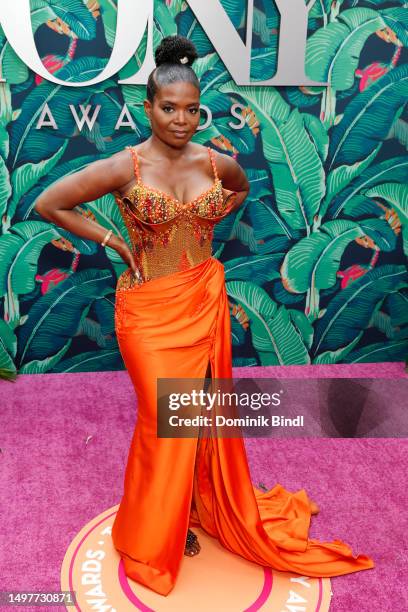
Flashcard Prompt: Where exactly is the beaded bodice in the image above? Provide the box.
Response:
[114,146,237,289]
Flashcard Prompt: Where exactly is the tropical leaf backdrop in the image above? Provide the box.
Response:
[0,0,407,379]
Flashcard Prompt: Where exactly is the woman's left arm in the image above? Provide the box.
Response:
[215,152,250,212]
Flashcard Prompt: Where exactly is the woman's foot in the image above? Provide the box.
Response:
[184,529,201,556]
[310,500,320,515]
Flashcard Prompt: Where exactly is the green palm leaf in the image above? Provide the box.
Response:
[0,82,12,135]
[166,0,185,19]
[247,200,300,241]
[322,145,381,213]
[343,340,408,363]
[193,52,219,80]
[328,156,408,219]
[0,349,17,380]
[364,182,408,255]
[93,294,115,336]
[245,168,271,199]
[312,264,408,355]
[250,47,277,82]
[10,58,109,166]
[281,220,365,294]
[0,155,11,219]
[302,113,329,163]
[154,0,178,37]
[327,64,408,171]
[47,0,97,40]
[50,348,123,373]
[16,268,113,366]
[0,221,60,297]
[380,7,408,47]
[0,3,56,85]
[384,290,408,327]
[253,6,273,45]
[312,333,364,365]
[223,254,281,283]
[18,344,72,374]
[98,0,117,47]
[7,144,67,223]
[226,280,310,365]
[178,10,213,55]
[370,310,399,340]
[387,118,408,151]
[0,317,17,379]
[0,318,17,358]
[306,8,385,89]
[358,217,398,251]
[220,81,325,232]
[213,116,256,154]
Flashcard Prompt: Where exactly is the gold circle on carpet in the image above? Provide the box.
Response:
[61,505,332,611]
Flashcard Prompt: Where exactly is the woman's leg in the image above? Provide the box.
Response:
[185,358,212,556]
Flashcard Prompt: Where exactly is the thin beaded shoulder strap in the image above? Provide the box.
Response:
[126,145,218,184]
[208,147,219,181]
[126,146,141,184]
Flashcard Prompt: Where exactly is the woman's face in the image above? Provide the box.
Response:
[144,81,201,147]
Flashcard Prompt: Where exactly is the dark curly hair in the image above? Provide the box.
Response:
[146,35,200,103]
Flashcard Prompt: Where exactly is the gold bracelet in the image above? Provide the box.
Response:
[101,229,113,247]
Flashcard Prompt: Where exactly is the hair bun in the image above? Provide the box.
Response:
[155,35,198,68]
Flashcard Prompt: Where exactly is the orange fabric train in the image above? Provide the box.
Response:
[111,145,374,596]
[111,255,375,597]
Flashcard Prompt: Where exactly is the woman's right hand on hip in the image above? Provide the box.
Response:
[113,238,143,282]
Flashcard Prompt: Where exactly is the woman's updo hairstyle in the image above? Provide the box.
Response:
[147,35,200,103]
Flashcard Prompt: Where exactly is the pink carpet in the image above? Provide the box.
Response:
[1,362,407,611]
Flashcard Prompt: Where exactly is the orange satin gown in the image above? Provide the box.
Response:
[111,146,375,596]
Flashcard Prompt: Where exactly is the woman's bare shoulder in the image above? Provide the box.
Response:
[188,142,218,165]
[211,149,245,179]
[84,147,136,192]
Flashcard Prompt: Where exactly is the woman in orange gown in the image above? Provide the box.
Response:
[36,34,375,599]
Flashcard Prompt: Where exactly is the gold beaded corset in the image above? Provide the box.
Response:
[114,146,237,289]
